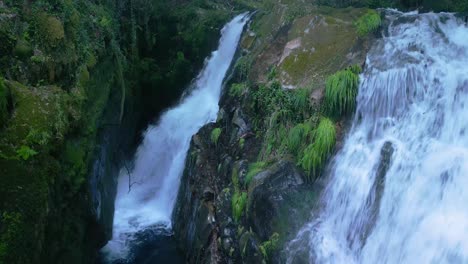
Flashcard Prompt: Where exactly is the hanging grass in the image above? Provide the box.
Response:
[355,10,381,37]
[287,121,313,156]
[232,190,247,222]
[210,128,221,145]
[299,118,336,181]
[229,83,247,97]
[324,66,361,117]
[291,88,311,113]
[245,161,267,186]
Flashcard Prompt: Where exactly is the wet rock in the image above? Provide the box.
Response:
[248,160,318,242]
[232,108,249,135]
[239,231,263,263]
[203,187,215,202]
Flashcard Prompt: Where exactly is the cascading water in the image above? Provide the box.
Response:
[286,11,468,264]
[102,13,249,261]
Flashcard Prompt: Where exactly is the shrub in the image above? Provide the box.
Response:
[300,118,336,180]
[355,10,382,37]
[36,13,65,47]
[211,128,222,145]
[324,66,361,116]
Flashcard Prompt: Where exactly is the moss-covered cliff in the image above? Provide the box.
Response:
[0,0,242,263]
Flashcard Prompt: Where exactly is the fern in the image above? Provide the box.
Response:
[16,146,38,161]
[324,66,361,116]
[299,118,336,181]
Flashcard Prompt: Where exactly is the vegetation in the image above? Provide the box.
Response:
[355,10,382,37]
[16,146,38,161]
[324,65,361,116]
[231,166,248,222]
[259,233,280,260]
[245,162,267,186]
[230,83,247,97]
[211,128,222,145]
[0,0,243,262]
[300,118,336,180]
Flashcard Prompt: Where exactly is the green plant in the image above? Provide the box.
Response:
[259,233,280,259]
[355,10,381,37]
[245,162,267,186]
[324,66,361,116]
[232,190,247,222]
[26,129,51,146]
[287,122,313,156]
[16,146,38,160]
[300,118,336,180]
[239,138,245,149]
[229,83,247,97]
[211,128,222,145]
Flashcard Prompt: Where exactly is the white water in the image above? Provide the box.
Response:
[287,11,468,264]
[102,13,248,260]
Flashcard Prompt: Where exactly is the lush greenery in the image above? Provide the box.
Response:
[231,166,248,222]
[324,65,362,116]
[259,232,280,259]
[355,10,382,36]
[299,118,336,180]
[0,0,243,263]
[245,162,267,186]
[211,127,222,145]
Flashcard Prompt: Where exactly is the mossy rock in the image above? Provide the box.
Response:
[0,81,69,155]
[278,7,370,88]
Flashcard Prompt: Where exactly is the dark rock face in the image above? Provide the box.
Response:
[248,161,304,240]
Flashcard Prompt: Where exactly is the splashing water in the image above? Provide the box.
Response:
[102,13,249,261]
[286,11,468,264]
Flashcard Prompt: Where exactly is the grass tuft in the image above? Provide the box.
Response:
[324,66,361,116]
[355,10,381,37]
[299,118,336,181]
[245,162,267,186]
[211,128,222,145]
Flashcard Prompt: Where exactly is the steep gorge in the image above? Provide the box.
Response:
[0,0,467,264]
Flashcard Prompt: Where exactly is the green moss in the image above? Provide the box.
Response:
[299,118,336,180]
[355,10,381,37]
[211,128,222,145]
[324,65,361,116]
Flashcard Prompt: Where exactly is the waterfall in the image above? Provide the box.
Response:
[286,10,468,264]
[102,13,249,261]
